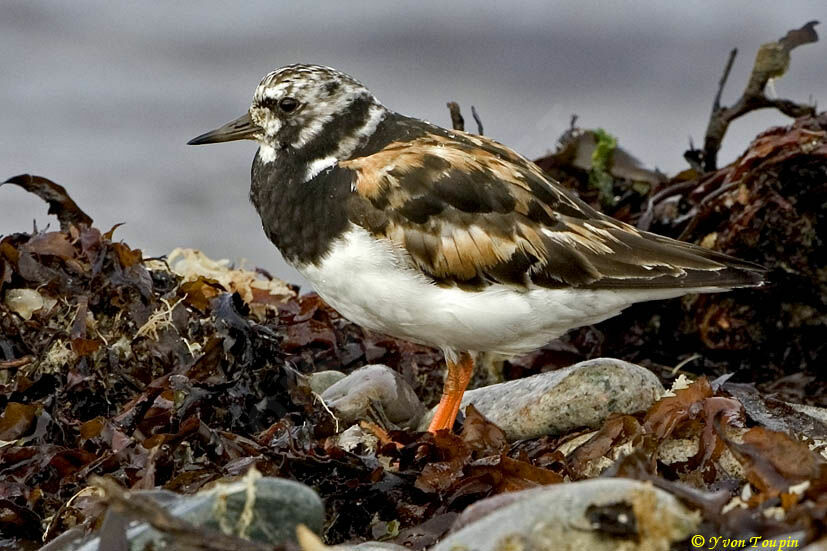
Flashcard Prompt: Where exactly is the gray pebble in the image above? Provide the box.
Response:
[801,537,827,551]
[308,370,347,394]
[322,364,425,429]
[58,473,324,550]
[419,358,664,440]
[331,543,410,550]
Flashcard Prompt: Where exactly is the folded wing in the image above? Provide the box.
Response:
[341,130,764,290]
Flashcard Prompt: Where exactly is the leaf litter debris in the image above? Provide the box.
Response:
[1,114,826,550]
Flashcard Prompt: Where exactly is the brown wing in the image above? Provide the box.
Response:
[341,131,764,290]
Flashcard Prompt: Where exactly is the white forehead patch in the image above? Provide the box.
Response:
[253,64,363,103]
[260,82,295,100]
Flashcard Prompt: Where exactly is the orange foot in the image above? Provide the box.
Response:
[427,352,474,433]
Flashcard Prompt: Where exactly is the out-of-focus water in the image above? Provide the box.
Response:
[1,1,824,288]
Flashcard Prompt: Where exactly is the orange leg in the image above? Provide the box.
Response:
[427,352,474,433]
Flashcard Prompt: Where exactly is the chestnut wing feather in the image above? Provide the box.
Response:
[341,131,763,290]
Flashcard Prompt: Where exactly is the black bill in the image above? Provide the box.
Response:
[187,112,258,145]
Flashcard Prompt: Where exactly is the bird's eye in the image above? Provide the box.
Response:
[278,97,299,113]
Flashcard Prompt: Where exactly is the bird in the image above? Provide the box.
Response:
[188,64,765,433]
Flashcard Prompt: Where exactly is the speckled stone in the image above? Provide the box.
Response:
[332,543,410,550]
[62,473,324,551]
[419,358,664,440]
[801,537,827,551]
[321,364,425,429]
[435,479,699,551]
[790,403,827,433]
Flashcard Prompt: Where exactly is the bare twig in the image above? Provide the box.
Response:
[636,179,700,231]
[0,355,35,369]
[671,353,702,375]
[683,136,704,173]
[447,102,484,134]
[677,181,740,240]
[700,21,819,171]
[446,102,464,131]
[712,48,738,113]
[471,105,484,135]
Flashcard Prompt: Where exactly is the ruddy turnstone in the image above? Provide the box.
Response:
[188,64,765,433]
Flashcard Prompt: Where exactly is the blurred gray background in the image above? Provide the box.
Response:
[2,1,824,288]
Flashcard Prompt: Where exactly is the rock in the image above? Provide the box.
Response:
[657,435,744,479]
[792,403,827,425]
[436,478,699,551]
[56,471,324,550]
[169,472,325,544]
[337,424,379,453]
[309,370,347,394]
[450,487,547,532]
[789,403,827,436]
[802,537,827,551]
[723,382,827,439]
[296,525,409,551]
[332,543,410,550]
[419,358,664,440]
[321,364,425,429]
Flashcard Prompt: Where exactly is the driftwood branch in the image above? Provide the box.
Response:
[0,355,35,369]
[446,102,464,131]
[637,179,701,231]
[699,21,819,171]
[446,102,484,135]
[471,105,484,135]
[712,48,738,113]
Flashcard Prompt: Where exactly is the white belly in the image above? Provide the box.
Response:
[298,226,692,358]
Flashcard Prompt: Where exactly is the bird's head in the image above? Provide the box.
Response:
[188,64,386,163]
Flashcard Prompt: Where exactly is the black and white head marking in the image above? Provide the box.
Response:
[250,64,387,176]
